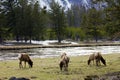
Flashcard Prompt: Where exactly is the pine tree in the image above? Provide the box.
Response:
[49,0,67,43]
[81,8,103,42]
[105,0,120,40]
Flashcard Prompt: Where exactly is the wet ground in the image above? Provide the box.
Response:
[85,71,120,80]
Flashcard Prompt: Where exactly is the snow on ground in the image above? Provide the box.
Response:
[31,40,58,45]
[2,40,79,46]
[31,40,79,45]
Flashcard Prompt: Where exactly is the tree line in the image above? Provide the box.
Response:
[0,0,120,44]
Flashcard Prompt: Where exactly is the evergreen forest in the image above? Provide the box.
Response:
[0,0,120,43]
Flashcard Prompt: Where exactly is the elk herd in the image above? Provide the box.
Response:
[18,52,106,71]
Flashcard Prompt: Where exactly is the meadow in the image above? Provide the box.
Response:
[0,53,119,80]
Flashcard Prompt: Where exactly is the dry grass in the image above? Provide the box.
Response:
[0,53,119,80]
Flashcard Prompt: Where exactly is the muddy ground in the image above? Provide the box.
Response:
[85,71,120,80]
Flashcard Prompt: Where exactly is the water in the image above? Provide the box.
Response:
[0,46,120,60]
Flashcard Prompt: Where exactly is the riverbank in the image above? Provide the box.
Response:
[0,53,119,80]
[0,41,120,50]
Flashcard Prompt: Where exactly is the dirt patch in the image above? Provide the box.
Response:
[9,76,30,80]
[85,71,120,80]
[0,77,8,80]
[30,76,37,79]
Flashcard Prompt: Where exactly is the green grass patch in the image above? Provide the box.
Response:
[0,53,120,80]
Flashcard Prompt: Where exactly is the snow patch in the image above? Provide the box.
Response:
[31,40,79,45]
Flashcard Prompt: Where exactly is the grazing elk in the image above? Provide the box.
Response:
[18,53,33,68]
[59,53,70,71]
[88,52,106,66]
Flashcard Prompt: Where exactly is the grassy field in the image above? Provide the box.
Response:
[0,53,120,80]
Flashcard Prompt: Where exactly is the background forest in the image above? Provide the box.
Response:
[0,0,120,44]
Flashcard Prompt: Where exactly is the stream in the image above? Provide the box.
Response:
[0,45,120,60]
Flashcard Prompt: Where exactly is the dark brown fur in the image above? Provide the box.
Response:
[59,53,70,71]
[88,52,106,66]
[18,53,33,68]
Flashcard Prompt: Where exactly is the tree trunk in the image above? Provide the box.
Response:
[57,30,61,43]
[58,36,61,43]
[29,34,32,44]
[0,35,3,44]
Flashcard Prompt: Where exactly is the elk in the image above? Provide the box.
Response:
[18,53,33,68]
[59,53,70,71]
[88,52,106,66]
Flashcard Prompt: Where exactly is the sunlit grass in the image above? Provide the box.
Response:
[0,53,119,80]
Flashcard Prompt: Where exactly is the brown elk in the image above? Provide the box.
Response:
[18,53,33,68]
[87,52,106,66]
[59,53,70,71]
